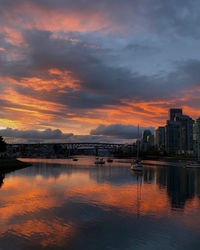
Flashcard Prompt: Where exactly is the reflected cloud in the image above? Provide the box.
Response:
[1,161,200,248]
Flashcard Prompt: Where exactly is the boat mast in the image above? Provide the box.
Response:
[198,136,200,161]
[137,124,139,160]
[198,121,200,161]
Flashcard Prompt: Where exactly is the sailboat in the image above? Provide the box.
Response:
[131,125,143,171]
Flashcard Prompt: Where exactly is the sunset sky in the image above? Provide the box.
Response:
[1,0,200,142]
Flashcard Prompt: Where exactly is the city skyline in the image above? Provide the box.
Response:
[1,107,200,144]
[1,1,200,142]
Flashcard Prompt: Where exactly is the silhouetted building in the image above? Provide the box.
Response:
[193,117,200,159]
[175,113,194,154]
[169,108,182,121]
[141,130,154,151]
[165,108,194,154]
[165,120,181,153]
[154,126,165,150]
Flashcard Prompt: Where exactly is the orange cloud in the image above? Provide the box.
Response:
[3,1,113,34]
[0,87,66,130]
[1,79,200,134]
[0,26,24,46]
[5,69,80,92]
[1,84,199,134]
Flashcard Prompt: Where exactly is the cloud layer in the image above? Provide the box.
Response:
[0,127,138,143]
[0,0,200,141]
[91,124,154,139]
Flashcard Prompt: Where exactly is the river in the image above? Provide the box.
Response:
[0,157,200,250]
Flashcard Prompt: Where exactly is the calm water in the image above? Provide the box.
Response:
[1,157,200,250]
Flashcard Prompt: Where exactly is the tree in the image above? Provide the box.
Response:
[0,136,7,153]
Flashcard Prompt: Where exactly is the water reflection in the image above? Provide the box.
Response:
[0,172,5,188]
[0,158,200,249]
[143,167,200,209]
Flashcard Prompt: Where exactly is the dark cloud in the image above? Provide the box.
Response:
[0,128,132,143]
[0,128,73,140]
[20,30,200,97]
[1,28,200,114]
[90,124,154,139]
[0,30,182,106]
[1,0,200,37]
[175,59,200,84]
[0,29,161,111]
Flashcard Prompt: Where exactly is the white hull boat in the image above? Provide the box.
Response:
[131,162,143,171]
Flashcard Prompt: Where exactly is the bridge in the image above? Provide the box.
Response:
[7,142,131,157]
[9,142,125,148]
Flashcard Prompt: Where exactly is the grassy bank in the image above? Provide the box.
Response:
[0,158,31,173]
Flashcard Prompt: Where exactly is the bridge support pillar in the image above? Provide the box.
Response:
[95,146,99,156]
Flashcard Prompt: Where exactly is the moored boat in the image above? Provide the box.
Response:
[107,158,113,163]
[95,158,105,164]
[131,161,143,171]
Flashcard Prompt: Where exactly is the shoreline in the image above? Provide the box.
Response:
[0,158,31,173]
[15,155,196,163]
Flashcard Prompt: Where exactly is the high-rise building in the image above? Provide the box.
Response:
[141,130,153,151]
[165,109,194,154]
[193,118,200,159]
[165,120,181,153]
[169,108,182,121]
[175,113,194,153]
[154,126,165,150]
